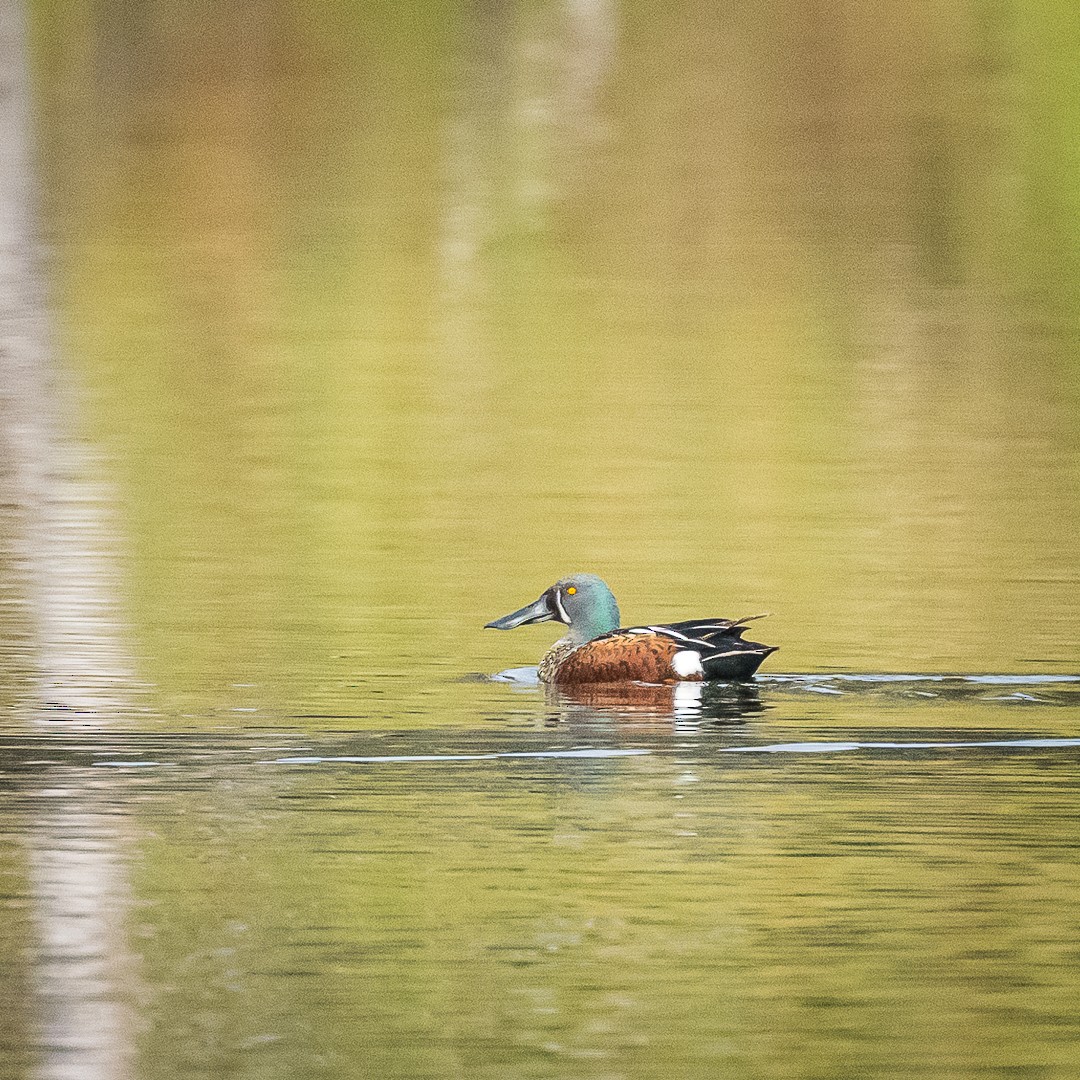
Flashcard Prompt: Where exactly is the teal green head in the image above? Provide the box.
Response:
[485,574,621,644]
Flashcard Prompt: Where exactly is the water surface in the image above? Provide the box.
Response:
[1,2,1078,1078]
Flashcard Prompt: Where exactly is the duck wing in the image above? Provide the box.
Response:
[552,619,776,684]
[633,619,776,680]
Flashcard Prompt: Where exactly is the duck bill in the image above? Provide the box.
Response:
[485,593,556,630]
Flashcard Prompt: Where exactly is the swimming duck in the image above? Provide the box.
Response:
[485,574,776,683]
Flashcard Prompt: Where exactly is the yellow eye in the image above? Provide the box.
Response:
[567,586,577,595]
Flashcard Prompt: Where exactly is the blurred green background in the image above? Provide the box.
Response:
[1,5,1079,1080]
[19,0,1080,714]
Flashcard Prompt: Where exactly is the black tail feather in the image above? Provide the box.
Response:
[700,641,777,680]
[662,618,777,680]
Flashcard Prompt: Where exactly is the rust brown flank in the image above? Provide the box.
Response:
[551,633,694,684]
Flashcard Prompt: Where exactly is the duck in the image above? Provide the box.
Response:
[485,573,776,684]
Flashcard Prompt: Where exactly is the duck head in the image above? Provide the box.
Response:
[485,574,620,644]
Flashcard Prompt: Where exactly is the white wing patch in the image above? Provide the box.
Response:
[671,649,704,678]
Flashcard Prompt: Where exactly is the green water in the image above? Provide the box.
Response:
[1,2,1078,1077]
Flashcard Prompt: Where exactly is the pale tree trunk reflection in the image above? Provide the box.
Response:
[0,1,140,1077]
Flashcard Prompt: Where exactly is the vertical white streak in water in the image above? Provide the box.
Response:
[563,0,617,141]
[435,0,618,423]
[28,808,139,1080]
[511,0,618,222]
[0,0,135,713]
[0,2,140,1077]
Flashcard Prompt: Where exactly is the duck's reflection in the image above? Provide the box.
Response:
[545,679,767,726]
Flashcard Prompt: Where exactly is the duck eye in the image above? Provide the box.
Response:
[566,586,577,595]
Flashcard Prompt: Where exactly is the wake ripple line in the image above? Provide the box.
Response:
[260,738,1080,765]
[262,748,652,765]
[720,737,1080,754]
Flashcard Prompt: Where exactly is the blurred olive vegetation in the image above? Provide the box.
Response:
[18,0,1080,713]
[0,6,1079,1079]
